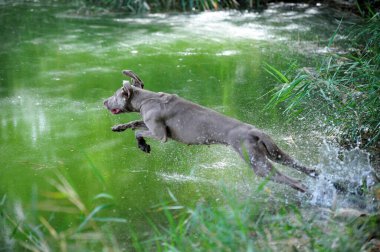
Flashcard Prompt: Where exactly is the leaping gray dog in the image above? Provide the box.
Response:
[104,70,319,192]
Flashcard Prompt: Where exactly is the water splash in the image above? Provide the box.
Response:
[307,140,376,211]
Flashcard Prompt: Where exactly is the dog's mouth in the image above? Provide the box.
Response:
[111,108,122,114]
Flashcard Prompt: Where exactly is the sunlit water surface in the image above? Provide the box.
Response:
[0,2,376,239]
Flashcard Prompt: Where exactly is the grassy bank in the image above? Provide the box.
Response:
[265,14,380,153]
[1,172,379,251]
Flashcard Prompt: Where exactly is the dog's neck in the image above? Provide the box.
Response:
[129,87,160,113]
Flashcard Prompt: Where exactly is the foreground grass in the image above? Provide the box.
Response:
[1,172,379,251]
[0,171,125,251]
[137,193,378,251]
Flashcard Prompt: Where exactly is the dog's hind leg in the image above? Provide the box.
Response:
[233,140,308,193]
[257,133,319,178]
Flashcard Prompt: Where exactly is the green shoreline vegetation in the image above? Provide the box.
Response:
[72,0,380,15]
[79,0,260,13]
[1,171,379,251]
[264,12,379,164]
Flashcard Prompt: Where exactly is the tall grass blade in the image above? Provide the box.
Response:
[51,171,86,213]
[0,194,6,206]
[328,18,342,48]
[76,204,113,232]
[82,150,106,186]
[92,217,127,223]
[39,216,59,240]
[263,62,289,83]
[167,188,178,203]
[93,193,114,201]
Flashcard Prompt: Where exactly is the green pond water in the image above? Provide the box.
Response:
[0,2,374,244]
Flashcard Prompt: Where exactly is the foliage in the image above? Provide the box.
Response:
[0,171,126,251]
[265,14,380,150]
[80,0,267,13]
[75,0,380,14]
[2,179,378,251]
[137,194,369,251]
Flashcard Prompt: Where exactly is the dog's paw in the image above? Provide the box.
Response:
[137,137,151,153]
[138,143,151,153]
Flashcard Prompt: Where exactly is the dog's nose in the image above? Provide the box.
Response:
[103,100,108,107]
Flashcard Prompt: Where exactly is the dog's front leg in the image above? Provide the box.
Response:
[135,130,152,153]
[134,120,168,153]
[112,120,151,153]
[111,120,147,132]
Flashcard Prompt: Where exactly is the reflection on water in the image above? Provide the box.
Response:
[0,2,375,237]
[5,93,50,146]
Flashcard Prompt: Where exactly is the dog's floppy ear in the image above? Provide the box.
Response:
[122,80,133,98]
[122,70,144,89]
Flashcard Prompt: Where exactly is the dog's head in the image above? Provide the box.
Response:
[103,70,144,114]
